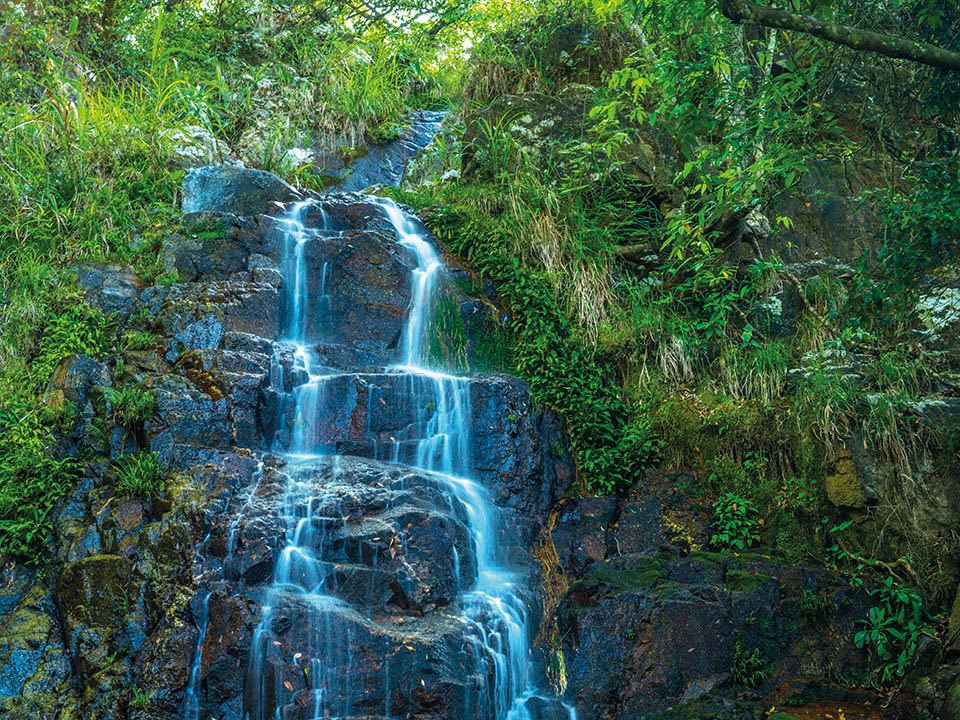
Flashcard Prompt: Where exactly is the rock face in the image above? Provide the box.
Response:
[163,125,237,169]
[559,552,871,720]
[0,166,574,720]
[544,474,898,720]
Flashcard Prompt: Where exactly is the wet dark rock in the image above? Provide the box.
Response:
[221,457,479,612]
[163,213,280,282]
[54,554,147,678]
[607,496,663,557]
[284,226,412,351]
[43,355,113,458]
[249,594,481,720]
[276,372,572,519]
[314,111,446,193]
[551,497,618,579]
[152,280,281,357]
[182,165,299,216]
[559,552,873,719]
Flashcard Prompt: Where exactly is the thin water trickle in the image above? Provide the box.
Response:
[182,591,212,720]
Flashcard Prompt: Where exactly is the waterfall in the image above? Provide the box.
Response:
[183,191,573,720]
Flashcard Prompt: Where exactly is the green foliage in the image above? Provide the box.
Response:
[129,686,150,710]
[848,158,960,337]
[797,589,835,619]
[730,639,772,688]
[123,331,158,351]
[113,451,164,500]
[32,307,115,387]
[417,197,660,495]
[710,492,760,552]
[104,385,156,431]
[0,301,109,564]
[854,577,934,687]
[0,403,79,564]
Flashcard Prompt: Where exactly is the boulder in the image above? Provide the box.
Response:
[313,110,446,193]
[162,213,279,282]
[461,93,588,179]
[765,157,882,260]
[236,126,314,171]
[181,165,299,216]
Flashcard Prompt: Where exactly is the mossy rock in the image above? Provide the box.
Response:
[55,554,137,629]
[825,448,865,508]
[569,555,671,599]
[726,569,772,594]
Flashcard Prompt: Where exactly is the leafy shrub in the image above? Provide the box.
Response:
[854,577,934,687]
[710,492,760,552]
[0,399,79,563]
[113,451,164,499]
[420,201,660,495]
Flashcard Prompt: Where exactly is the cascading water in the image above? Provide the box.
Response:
[184,188,573,720]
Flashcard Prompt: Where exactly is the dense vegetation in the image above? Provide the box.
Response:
[1,0,959,694]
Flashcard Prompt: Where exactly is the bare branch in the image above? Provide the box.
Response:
[719,0,960,71]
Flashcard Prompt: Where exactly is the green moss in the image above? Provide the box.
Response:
[339,145,370,163]
[725,569,770,594]
[571,557,670,597]
[190,219,225,240]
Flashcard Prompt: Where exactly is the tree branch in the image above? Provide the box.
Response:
[719,0,960,72]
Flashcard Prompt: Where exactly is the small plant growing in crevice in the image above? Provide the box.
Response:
[129,685,150,710]
[710,492,760,551]
[113,451,164,499]
[104,385,156,451]
[123,330,157,351]
[731,639,772,688]
[798,589,836,619]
